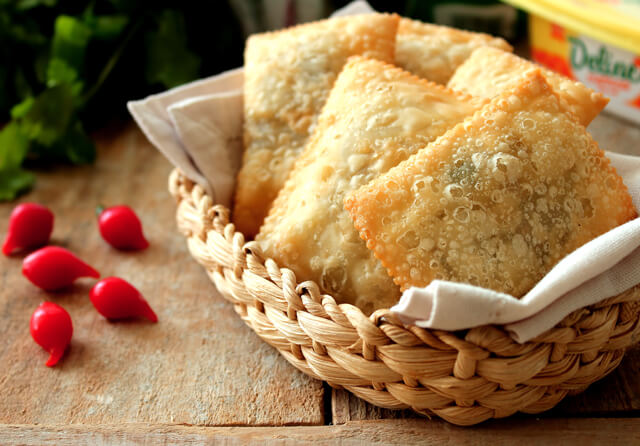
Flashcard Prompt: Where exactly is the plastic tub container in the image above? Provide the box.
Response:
[504,0,640,125]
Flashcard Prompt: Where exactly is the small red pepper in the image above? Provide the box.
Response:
[30,302,73,367]
[2,203,54,255]
[90,277,158,322]
[97,205,149,251]
[22,246,100,291]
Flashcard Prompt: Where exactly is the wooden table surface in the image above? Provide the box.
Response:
[0,112,639,445]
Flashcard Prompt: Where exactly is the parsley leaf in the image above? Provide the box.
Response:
[0,121,29,169]
[14,85,95,165]
[19,83,75,147]
[15,0,57,11]
[0,167,35,200]
[0,1,245,201]
[46,58,83,96]
[10,97,34,119]
[84,13,129,40]
[60,120,95,164]
[0,122,34,199]
[145,10,200,88]
[51,15,92,74]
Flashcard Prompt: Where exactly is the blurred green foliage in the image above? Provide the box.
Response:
[0,0,244,200]
[0,0,522,200]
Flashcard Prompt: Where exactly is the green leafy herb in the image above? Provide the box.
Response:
[83,13,128,40]
[19,84,75,147]
[15,0,57,12]
[0,1,244,200]
[0,121,34,200]
[46,58,84,95]
[60,121,95,164]
[0,167,35,200]
[145,10,200,88]
[0,121,29,168]
[51,15,92,73]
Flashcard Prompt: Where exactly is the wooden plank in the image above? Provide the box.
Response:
[0,124,324,426]
[0,418,638,445]
[332,113,640,422]
[331,388,417,422]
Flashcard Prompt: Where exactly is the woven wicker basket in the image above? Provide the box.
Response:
[169,169,640,426]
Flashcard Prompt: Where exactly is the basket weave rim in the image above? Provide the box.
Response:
[169,169,640,426]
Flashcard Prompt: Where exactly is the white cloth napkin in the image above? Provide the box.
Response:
[128,0,640,343]
[126,1,371,205]
[393,179,640,342]
[128,68,243,204]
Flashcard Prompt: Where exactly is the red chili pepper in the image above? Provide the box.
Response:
[22,246,100,291]
[90,277,158,322]
[97,205,149,251]
[2,203,54,255]
[30,302,73,367]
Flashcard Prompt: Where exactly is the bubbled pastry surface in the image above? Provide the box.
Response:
[447,46,609,127]
[395,18,513,85]
[233,13,399,237]
[346,70,636,298]
[257,57,486,313]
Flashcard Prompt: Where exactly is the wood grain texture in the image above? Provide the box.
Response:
[0,124,323,426]
[332,111,640,424]
[331,388,417,422]
[1,418,639,446]
[0,98,638,438]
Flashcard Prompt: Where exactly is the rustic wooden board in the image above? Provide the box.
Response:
[0,99,638,438]
[1,418,638,445]
[331,112,640,423]
[0,124,324,426]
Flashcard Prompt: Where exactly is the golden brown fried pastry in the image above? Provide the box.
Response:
[234,13,399,237]
[395,18,512,85]
[346,70,636,298]
[256,57,487,313]
[447,46,609,126]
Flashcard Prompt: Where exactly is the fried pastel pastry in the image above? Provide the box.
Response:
[447,46,609,126]
[256,57,487,313]
[346,70,636,298]
[395,18,512,85]
[234,14,399,237]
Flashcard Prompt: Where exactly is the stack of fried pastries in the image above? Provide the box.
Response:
[232,14,636,314]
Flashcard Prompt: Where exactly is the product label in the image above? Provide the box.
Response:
[529,14,640,125]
